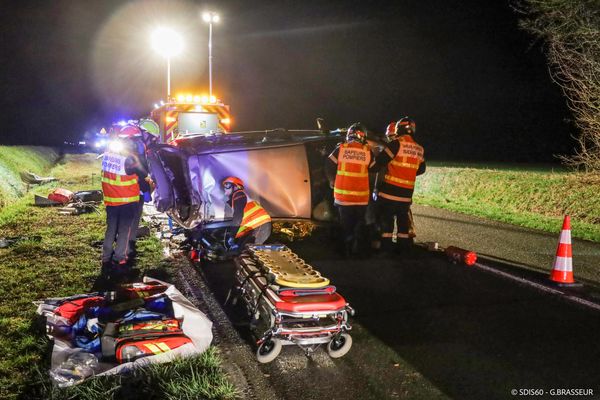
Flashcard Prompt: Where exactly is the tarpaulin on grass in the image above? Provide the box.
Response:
[36,276,213,386]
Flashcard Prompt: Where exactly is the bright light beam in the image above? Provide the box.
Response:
[151,27,183,58]
[151,27,183,99]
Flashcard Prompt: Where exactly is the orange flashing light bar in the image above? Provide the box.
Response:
[174,93,220,105]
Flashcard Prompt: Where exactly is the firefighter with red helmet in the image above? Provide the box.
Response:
[327,122,377,257]
[385,121,397,142]
[222,176,272,253]
[375,116,425,254]
[101,125,148,277]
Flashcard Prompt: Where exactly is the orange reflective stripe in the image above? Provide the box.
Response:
[384,175,415,187]
[240,214,271,231]
[336,170,368,177]
[244,204,262,217]
[389,160,419,169]
[379,192,412,202]
[334,142,371,205]
[102,168,140,205]
[334,199,369,206]
[101,176,139,186]
[236,200,271,237]
[383,136,423,189]
[104,195,140,203]
[334,188,370,196]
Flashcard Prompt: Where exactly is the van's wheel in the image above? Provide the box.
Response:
[256,338,282,363]
[327,333,352,358]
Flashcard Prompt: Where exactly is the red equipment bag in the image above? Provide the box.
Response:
[118,318,181,335]
[101,318,190,362]
[48,188,74,204]
[54,296,105,324]
[115,333,192,363]
[116,282,169,300]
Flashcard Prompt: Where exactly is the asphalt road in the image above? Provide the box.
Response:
[141,202,600,399]
[196,213,600,400]
[413,204,600,284]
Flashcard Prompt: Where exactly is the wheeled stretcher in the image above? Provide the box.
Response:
[230,244,354,363]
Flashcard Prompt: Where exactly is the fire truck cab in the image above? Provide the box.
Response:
[150,94,231,143]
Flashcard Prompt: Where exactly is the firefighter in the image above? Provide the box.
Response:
[367,121,396,252]
[327,122,377,257]
[385,121,397,142]
[374,116,425,254]
[126,124,156,262]
[101,125,148,276]
[222,176,272,254]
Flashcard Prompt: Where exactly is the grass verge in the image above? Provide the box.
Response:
[414,163,600,242]
[0,146,59,208]
[0,154,237,400]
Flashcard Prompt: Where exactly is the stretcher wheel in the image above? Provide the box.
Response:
[327,333,352,359]
[256,338,282,363]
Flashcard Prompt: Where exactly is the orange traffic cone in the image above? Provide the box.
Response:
[549,215,579,286]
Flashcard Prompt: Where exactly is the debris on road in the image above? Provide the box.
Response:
[19,170,56,185]
[0,235,42,248]
[418,241,477,266]
[48,188,74,204]
[34,189,103,215]
[34,195,62,207]
[445,245,478,266]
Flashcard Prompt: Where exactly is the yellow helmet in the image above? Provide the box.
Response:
[139,119,160,137]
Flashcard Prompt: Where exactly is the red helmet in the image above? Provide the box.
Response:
[118,125,142,138]
[395,117,416,136]
[222,176,244,189]
[385,121,397,140]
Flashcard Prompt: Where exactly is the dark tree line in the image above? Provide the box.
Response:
[514,0,600,171]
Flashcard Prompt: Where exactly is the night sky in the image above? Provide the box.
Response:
[0,0,575,162]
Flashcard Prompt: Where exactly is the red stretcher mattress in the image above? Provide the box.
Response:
[270,292,347,313]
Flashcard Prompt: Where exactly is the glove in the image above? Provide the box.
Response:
[145,176,156,191]
[226,236,237,249]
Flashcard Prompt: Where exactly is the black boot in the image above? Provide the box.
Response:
[343,239,353,258]
[101,261,113,277]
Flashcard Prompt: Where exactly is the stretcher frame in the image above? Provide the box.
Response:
[231,245,354,362]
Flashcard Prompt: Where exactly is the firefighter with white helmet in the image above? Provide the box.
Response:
[101,124,149,278]
[221,176,272,253]
[374,116,425,254]
[327,122,377,257]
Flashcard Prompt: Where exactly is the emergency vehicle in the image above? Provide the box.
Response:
[150,94,232,143]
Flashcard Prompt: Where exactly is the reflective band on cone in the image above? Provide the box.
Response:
[549,215,579,285]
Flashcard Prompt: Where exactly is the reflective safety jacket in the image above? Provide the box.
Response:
[328,142,375,206]
[101,152,140,206]
[376,135,425,203]
[230,190,271,238]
